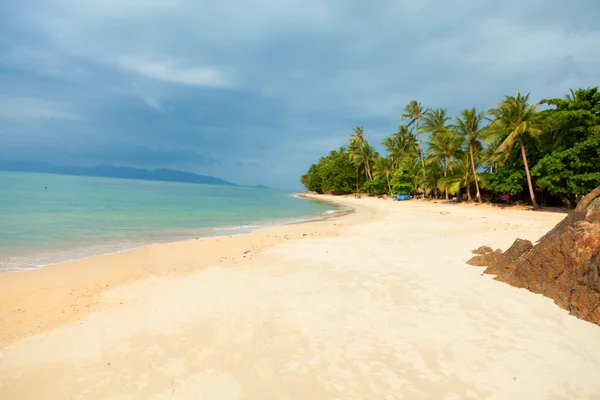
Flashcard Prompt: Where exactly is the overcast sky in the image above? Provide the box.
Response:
[1,0,598,188]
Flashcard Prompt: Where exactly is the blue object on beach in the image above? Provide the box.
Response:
[393,194,412,201]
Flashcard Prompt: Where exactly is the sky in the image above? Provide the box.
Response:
[0,1,599,189]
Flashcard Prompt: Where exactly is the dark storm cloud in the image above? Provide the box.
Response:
[0,0,598,187]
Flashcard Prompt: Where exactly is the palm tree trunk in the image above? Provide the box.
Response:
[416,117,425,169]
[466,183,472,202]
[443,159,448,200]
[519,137,539,209]
[355,166,359,194]
[386,175,391,195]
[468,139,482,203]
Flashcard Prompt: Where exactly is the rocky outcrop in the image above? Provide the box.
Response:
[483,239,533,275]
[475,186,600,326]
[467,246,502,266]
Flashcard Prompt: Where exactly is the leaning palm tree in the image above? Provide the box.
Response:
[455,107,487,203]
[373,156,394,194]
[401,101,428,168]
[360,141,376,180]
[488,93,541,208]
[426,129,464,199]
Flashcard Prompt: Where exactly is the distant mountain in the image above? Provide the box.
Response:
[0,161,238,186]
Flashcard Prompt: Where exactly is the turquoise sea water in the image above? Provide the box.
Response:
[0,171,338,272]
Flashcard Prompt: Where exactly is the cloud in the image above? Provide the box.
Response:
[0,96,84,120]
[119,56,232,87]
[131,83,164,112]
[0,0,598,188]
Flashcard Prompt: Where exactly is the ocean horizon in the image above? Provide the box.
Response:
[0,170,340,272]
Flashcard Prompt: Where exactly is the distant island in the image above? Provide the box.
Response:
[0,161,269,188]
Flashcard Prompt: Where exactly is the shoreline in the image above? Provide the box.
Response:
[0,194,362,347]
[4,195,600,399]
[0,194,350,274]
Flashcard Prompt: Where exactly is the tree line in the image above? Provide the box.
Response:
[300,87,600,208]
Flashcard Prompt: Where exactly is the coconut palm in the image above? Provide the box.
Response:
[438,152,476,202]
[455,107,487,203]
[381,126,418,170]
[488,93,541,208]
[348,127,373,181]
[421,108,451,137]
[374,156,394,194]
[421,162,443,198]
[401,100,428,168]
[426,129,465,199]
[360,141,376,180]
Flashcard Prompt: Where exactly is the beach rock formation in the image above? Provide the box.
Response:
[476,186,600,326]
[472,245,494,255]
[483,239,533,275]
[466,246,502,266]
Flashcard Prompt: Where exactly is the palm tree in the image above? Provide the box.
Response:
[488,93,541,208]
[438,152,476,202]
[358,142,376,180]
[347,139,361,194]
[382,126,418,170]
[426,129,464,199]
[455,107,487,203]
[401,101,428,168]
[374,156,394,194]
[421,108,451,138]
[421,162,443,198]
[349,127,373,181]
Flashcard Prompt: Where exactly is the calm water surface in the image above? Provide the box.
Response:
[0,171,338,272]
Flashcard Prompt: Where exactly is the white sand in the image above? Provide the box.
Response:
[1,196,599,399]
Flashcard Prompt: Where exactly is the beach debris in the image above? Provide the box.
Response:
[474,185,600,326]
[440,211,450,215]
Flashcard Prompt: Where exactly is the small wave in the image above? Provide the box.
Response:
[214,225,263,232]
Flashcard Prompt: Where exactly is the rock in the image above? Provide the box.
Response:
[483,185,600,326]
[466,250,501,266]
[472,245,494,255]
[484,239,533,275]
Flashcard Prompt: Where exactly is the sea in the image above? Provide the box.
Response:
[0,170,340,272]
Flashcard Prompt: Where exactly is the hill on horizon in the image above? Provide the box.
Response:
[0,161,256,187]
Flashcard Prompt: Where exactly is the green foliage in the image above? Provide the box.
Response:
[484,165,525,194]
[300,148,358,194]
[532,133,600,196]
[301,87,600,208]
[390,157,423,194]
[362,179,388,196]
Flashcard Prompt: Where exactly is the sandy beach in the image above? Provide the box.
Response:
[1,196,600,399]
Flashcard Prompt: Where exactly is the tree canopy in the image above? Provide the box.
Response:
[301,87,600,207]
